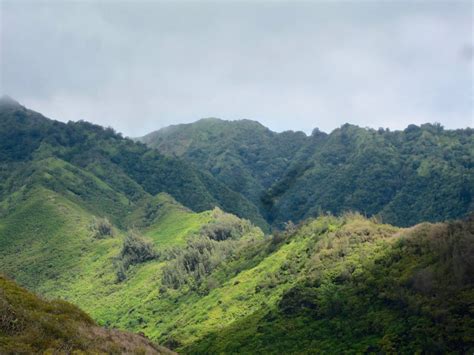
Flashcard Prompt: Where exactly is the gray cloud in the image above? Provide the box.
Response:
[1,0,472,136]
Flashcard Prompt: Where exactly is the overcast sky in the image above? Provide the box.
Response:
[0,1,472,136]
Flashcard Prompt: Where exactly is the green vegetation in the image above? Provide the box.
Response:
[90,217,115,239]
[0,98,473,353]
[116,231,158,282]
[0,99,267,229]
[161,208,261,291]
[141,119,473,228]
[138,193,214,248]
[1,187,472,353]
[0,274,171,354]
[0,159,269,351]
[139,118,309,214]
[185,214,474,354]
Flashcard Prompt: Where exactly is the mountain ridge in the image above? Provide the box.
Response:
[140,118,473,228]
[0,100,268,229]
[0,274,173,354]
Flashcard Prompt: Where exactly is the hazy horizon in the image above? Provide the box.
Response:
[1,93,472,138]
[1,1,473,136]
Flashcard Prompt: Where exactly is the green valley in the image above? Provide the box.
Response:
[0,98,472,353]
[2,2,472,353]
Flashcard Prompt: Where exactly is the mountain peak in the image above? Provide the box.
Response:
[0,95,21,109]
[197,117,223,123]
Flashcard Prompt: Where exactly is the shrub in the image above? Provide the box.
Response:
[0,293,25,334]
[200,209,251,241]
[90,217,114,239]
[161,211,259,290]
[161,235,239,290]
[279,285,318,315]
[410,267,435,295]
[115,231,158,281]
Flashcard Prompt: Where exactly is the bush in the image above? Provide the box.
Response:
[200,209,251,241]
[279,285,318,315]
[161,210,259,290]
[161,235,239,290]
[90,217,114,239]
[115,231,158,281]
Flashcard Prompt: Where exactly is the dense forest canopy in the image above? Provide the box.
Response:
[141,117,473,228]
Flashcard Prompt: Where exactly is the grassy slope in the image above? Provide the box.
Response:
[0,157,472,353]
[179,215,397,352]
[186,215,474,354]
[0,187,94,294]
[142,196,213,248]
[0,157,135,227]
[0,182,473,353]
[0,169,266,348]
[0,187,403,347]
[0,275,172,354]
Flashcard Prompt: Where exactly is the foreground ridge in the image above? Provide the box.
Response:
[0,275,173,354]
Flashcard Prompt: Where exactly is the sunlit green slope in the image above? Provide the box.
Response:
[184,214,474,354]
[2,176,472,354]
[0,158,266,349]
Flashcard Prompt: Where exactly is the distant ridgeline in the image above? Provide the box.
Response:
[140,118,473,228]
[0,97,473,353]
[1,95,470,230]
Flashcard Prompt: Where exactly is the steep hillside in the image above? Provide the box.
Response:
[0,161,267,351]
[183,214,474,353]
[266,123,474,228]
[140,118,311,211]
[1,99,472,354]
[0,274,171,354]
[1,184,472,353]
[141,119,473,227]
[0,97,267,229]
